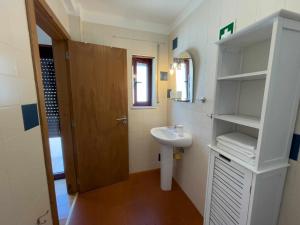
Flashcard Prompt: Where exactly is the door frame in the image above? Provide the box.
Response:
[25,1,77,224]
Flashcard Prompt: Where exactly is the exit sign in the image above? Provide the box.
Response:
[219,22,235,40]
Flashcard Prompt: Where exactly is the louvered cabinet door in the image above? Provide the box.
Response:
[205,152,253,225]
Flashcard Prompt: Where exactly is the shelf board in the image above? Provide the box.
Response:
[209,145,290,174]
[217,70,267,81]
[214,114,261,129]
[209,144,257,172]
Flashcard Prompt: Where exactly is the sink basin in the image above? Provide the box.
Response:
[150,126,192,191]
[150,127,192,147]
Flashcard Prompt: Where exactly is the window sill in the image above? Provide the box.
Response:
[131,106,157,110]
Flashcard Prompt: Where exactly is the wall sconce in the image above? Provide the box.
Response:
[169,58,187,75]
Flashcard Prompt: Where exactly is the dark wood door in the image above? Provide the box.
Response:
[68,41,129,193]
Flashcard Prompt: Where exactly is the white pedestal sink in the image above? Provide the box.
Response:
[150,127,192,191]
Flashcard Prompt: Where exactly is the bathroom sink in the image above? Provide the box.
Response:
[151,126,192,191]
[150,127,192,148]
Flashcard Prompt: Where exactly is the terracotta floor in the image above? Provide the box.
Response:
[68,170,203,225]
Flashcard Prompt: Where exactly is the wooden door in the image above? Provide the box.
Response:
[68,41,129,192]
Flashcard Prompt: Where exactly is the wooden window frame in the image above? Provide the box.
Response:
[132,57,153,106]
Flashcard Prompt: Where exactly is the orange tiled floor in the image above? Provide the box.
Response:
[68,169,203,225]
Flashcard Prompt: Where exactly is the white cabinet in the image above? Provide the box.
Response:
[205,10,300,225]
[205,152,253,225]
[205,152,287,225]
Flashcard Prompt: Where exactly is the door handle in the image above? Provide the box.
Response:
[116,116,128,124]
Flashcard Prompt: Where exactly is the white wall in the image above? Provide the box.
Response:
[0,0,52,224]
[168,0,300,223]
[279,116,300,225]
[69,18,170,173]
[46,0,70,33]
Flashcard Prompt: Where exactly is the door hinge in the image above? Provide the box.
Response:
[207,113,214,119]
[65,52,70,60]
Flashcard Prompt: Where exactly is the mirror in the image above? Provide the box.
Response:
[170,51,194,102]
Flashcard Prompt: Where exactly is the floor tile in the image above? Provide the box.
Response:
[68,170,203,225]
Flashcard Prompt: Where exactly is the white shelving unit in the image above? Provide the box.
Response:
[205,10,300,225]
[214,114,260,129]
[217,70,267,81]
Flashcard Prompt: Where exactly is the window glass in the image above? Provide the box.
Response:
[176,63,188,100]
[132,57,153,106]
[136,62,148,102]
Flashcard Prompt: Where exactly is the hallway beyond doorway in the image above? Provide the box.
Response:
[55,179,76,225]
[50,137,64,174]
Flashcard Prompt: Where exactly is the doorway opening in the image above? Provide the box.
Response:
[37,25,75,225]
[26,1,128,224]
[38,31,64,178]
[26,1,78,224]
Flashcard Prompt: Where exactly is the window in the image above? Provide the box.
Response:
[175,59,190,101]
[132,56,153,106]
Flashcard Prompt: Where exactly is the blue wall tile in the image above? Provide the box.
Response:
[21,104,39,131]
[289,133,300,161]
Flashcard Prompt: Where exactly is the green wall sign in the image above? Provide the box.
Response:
[219,22,235,40]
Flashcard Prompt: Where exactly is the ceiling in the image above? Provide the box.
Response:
[77,0,191,24]
[64,0,203,34]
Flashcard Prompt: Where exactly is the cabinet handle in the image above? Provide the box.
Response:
[219,154,231,162]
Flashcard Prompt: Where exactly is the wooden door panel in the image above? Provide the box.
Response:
[68,41,128,192]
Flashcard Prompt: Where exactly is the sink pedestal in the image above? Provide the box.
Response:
[150,126,192,191]
[160,145,173,191]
